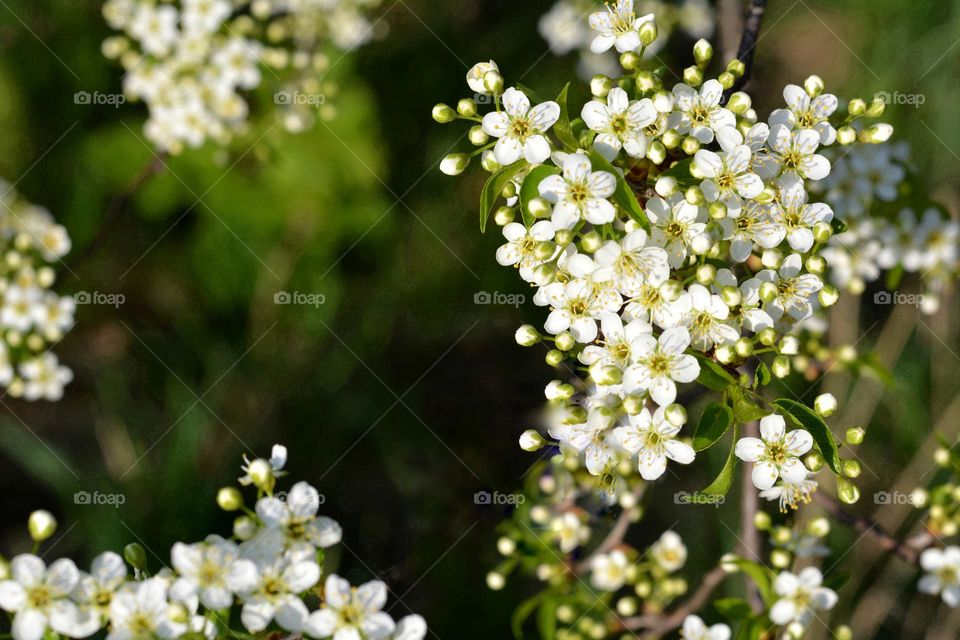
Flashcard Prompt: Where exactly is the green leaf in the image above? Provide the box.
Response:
[713,597,753,620]
[733,395,768,424]
[830,217,848,234]
[661,158,698,188]
[536,597,558,640]
[884,264,905,291]
[519,164,560,225]
[552,83,580,152]
[702,425,738,496]
[755,362,771,388]
[588,150,650,231]
[694,354,737,391]
[735,618,772,640]
[480,162,528,233]
[693,402,734,451]
[511,592,545,639]
[724,557,775,603]
[772,398,842,474]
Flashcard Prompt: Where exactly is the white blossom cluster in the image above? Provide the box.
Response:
[101,0,382,152]
[538,0,713,79]
[437,10,896,503]
[0,181,74,401]
[0,445,426,640]
[813,142,959,313]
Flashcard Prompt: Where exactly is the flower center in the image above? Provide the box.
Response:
[609,114,629,136]
[26,586,52,609]
[717,170,736,191]
[568,297,588,316]
[690,104,710,124]
[766,442,788,465]
[646,354,671,376]
[569,183,589,203]
[510,117,532,140]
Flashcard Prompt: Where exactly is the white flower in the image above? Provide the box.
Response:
[239,444,287,487]
[466,60,498,95]
[538,153,616,228]
[481,88,560,165]
[681,614,730,640]
[19,353,73,402]
[70,552,127,637]
[255,481,342,550]
[550,512,590,553]
[769,84,838,145]
[769,177,832,253]
[581,88,657,160]
[496,220,557,282]
[762,125,831,181]
[614,406,695,480]
[720,201,785,263]
[233,553,320,633]
[579,313,652,369]
[129,4,179,56]
[694,126,764,216]
[593,229,670,295]
[590,550,629,591]
[305,575,396,639]
[759,474,818,512]
[670,80,735,144]
[562,412,620,475]
[769,568,838,626]
[392,614,428,640]
[714,270,773,331]
[171,536,243,610]
[735,414,812,490]
[646,196,706,268]
[919,546,960,607]
[107,577,186,640]
[623,283,691,329]
[623,327,700,406]
[541,279,622,343]
[680,284,739,351]
[650,530,687,572]
[758,254,823,321]
[587,0,654,54]
[0,555,81,640]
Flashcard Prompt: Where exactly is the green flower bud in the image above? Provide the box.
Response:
[836,126,857,145]
[526,196,551,219]
[431,103,456,123]
[619,51,641,70]
[805,255,826,275]
[664,403,687,426]
[837,475,861,504]
[770,549,792,569]
[497,536,517,555]
[662,129,682,149]
[638,20,658,46]
[493,205,515,226]
[720,285,741,308]
[457,98,477,117]
[519,430,545,452]
[590,75,613,97]
[814,392,837,417]
[124,543,148,570]
[440,153,470,176]
[842,459,861,478]
[555,331,575,351]
[847,98,866,116]
[772,355,791,378]
[804,75,825,97]
[683,66,703,87]
[726,59,746,77]
[623,394,645,415]
[646,141,666,165]
[845,426,865,445]
[804,451,824,472]
[715,345,736,364]
[693,39,713,66]
[28,510,57,542]
[807,517,830,537]
[696,264,716,285]
[581,231,603,253]
[819,285,840,307]
[468,125,489,146]
[483,71,504,95]
[708,201,727,219]
[734,337,754,358]
[753,511,772,530]
[758,327,778,346]
[717,72,736,89]
[635,70,657,92]
[726,92,751,115]
[684,183,704,203]
[515,324,540,346]
[216,487,243,511]
[759,281,779,304]
[545,349,565,367]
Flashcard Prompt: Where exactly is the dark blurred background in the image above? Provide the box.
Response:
[0,0,958,637]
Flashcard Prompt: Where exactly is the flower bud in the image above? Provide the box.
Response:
[623,394,645,415]
[847,98,866,116]
[818,285,839,308]
[664,403,687,426]
[803,75,825,97]
[717,72,736,89]
[545,380,575,400]
[468,125,489,146]
[616,596,638,616]
[753,511,771,530]
[483,71,504,95]
[860,123,893,143]
[760,248,782,269]
[519,429,545,452]
[758,327,777,346]
[725,92,751,115]
[545,349,565,367]
[814,392,837,417]
[662,129,682,149]
[681,136,701,156]
[693,39,713,66]
[683,66,703,87]
[805,255,826,275]
[845,426,865,445]
[837,475,861,504]
[493,205,515,226]
[28,510,56,542]
[779,335,799,356]
[216,487,243,511]
[804,451,824,472]
[480,150,500,172]
[431,103,456,123]
[619,51,641,70]
[581,230,603,253]
[734,337,753,358]
[726,59,745,77]
[515,324,540,347]
[457,98,477,117]
[772,355,791,378]
[593,365,623,386]
[695,264,716,284]
[786,622,806,639]
[486,571,505,590]
[501,181,517,198]
[806,517,830,538]
[759,281,779,304]
[720,285,741,307]
[534,241,557,261]
[655,176,679,197]
[708,201,727,220]
[440,153,470,176]
[124,543,148,570]
[836,626,853,640]
[526,196,551,219]
[497,537,516,556]
[646,141,666,165]
[638,20,658,46]
[865,98,886,118]
[635,70,657,92]
[715,344,736,364]
[590,74,613,97]
[842,459,861,478]
[770,549,792,569]
[836,126,857,145]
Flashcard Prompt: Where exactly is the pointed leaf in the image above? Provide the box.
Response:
[480,162,528,232]
[693,402,734,451]
[588,150,650,231]
[702,425,739,497]
[772,398,842,474]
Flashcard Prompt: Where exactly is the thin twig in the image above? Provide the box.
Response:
[574,486,644,574]
[813,492,932,564]
[739,420,763,612]
[725,0,768,98]
[616,565,727,635]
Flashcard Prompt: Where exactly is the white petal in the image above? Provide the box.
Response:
[751,461,779,490]
[734,437,765,462]
[759,414,786,442]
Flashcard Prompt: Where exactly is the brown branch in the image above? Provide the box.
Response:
[725,0,768,98]
[616,565,727,636]
[813,491,932,564]
[738,420,764,612]
[574,486,644,574]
